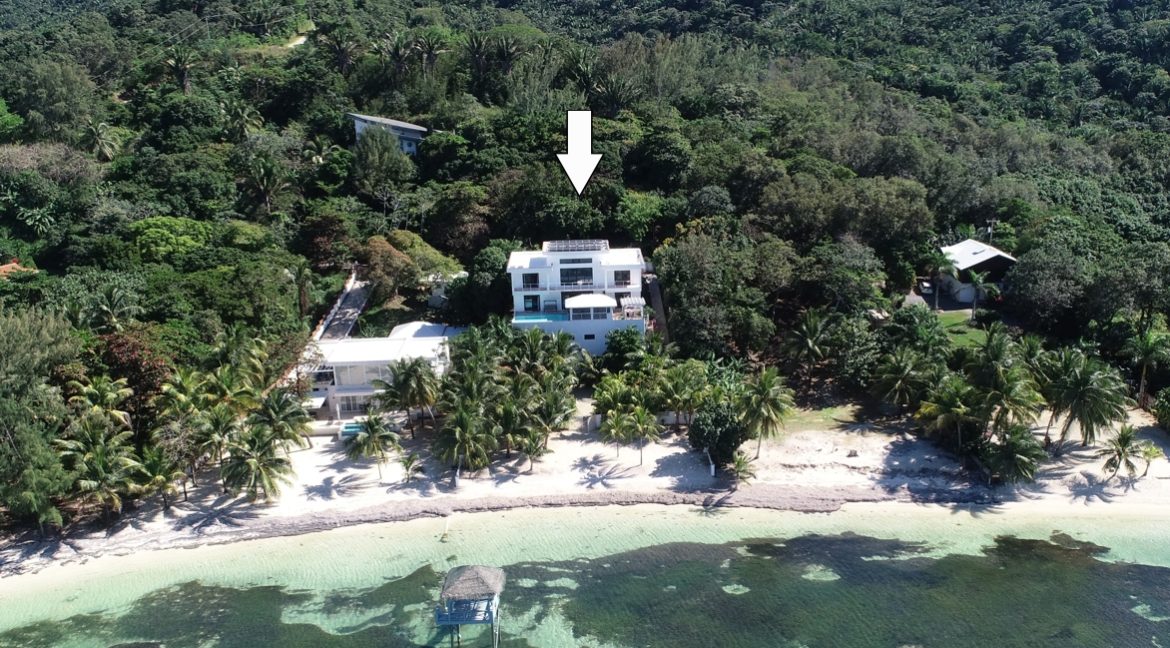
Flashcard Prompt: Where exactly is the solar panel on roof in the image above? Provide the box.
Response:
[543,240,609,252]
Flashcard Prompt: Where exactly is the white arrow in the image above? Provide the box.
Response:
[557,110,602,195]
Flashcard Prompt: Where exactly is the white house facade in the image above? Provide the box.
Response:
[940,239,1017,303]
[506,240,647,355]
[347,113,428,155]
[310,321,461,419]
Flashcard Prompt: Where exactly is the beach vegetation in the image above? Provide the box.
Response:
[344,416,402,481]
[3,0,1170,532]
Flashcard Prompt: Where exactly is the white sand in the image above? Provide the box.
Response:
[1,403,1167,577]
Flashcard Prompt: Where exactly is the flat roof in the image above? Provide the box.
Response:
[598,248,643,266]
[506,250,549,270]
[506,246,643,270]
[941,239,1016,271]
[318,321,462,366]
[347,113,428,133]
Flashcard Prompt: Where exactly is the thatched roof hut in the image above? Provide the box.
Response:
[440,565,506,601]
[435,565,506,646]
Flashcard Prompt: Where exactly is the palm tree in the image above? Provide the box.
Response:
[592,373,636,423]
[56,417,144,519]
[464,31,493,96]
[157,367,208,422]
[244,156,290,218]
[318,30,362,75]
[197,405,239,492]
[967,270,999,323]
[1054,358,1131,447]
[1140,443,1163,477]
[494,35,525,75]
[163,47,196,94]
[138,445,184,509]
[67,375,134,428]
[375,31,416,80]
[917,373,980,453]
[728,452,757,490]
[88,285,142,333]
[979,365,1043,435]
[1123,329,1170,409]
[400,452,426,482]
[592,71,641,117]
[657,363,691,433]
[740,367,795,458]
[383,357,441,437]
[344,416,401,481]
[1100,425,1143,480]
[401,357,440,430]
[782,310,831,385]
[206,366,260,415]
[599,410,632,458]
[221,98,262,142]
[492,379,534,458]
[433,402,497,483]
[983,424,1047,484]
[302,136,342,168]
[80,119,120,161]
[221,427,293,501]
[871,349,932,411]
[627,405,663,466]
[247,389,312,450]
[413,30,450,77]
[928,250,956,311]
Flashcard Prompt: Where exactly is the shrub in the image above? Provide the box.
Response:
[1153,388,1170,430]
[687,401,749,468]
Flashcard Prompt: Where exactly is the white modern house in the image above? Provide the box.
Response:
[347,113,428,155]
[940,239,1017,303]
[506,240,647,355]
[309,321,462,419]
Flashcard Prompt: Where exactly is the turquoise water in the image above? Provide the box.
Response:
[513,313,569,322]
[0,505,1167,647]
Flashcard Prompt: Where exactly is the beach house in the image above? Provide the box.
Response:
[940,239,1017,303]
[309,321,461,419]
[347,113,428,155]
[505,240,647,355]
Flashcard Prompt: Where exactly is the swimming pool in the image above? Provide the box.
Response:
[512,313,569,322]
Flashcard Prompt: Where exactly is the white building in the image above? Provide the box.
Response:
[505,240,647,355]
[347,113,428,155]
[310,321,461,419]
[940,239,1017,303]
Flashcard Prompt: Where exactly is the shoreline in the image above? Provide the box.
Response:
[0,484,902,578]
[2,407,1165,580]
[0,480,1089,580]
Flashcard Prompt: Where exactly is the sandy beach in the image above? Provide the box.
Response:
[2,401,1167,578]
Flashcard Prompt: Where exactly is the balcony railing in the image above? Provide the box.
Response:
[513,280,634,292]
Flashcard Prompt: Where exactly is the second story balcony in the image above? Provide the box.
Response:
[513,279,633,292]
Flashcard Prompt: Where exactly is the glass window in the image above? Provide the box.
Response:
[523,295,540,312]
[613,270,631,286]
[560,268,593,286]
[583,334,596,340]
[521,272,540,289]
[592,307,611,320]
[560,257,591,264]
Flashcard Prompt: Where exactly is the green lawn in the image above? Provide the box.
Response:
[785,404,860,432]
[937,310,986,348]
